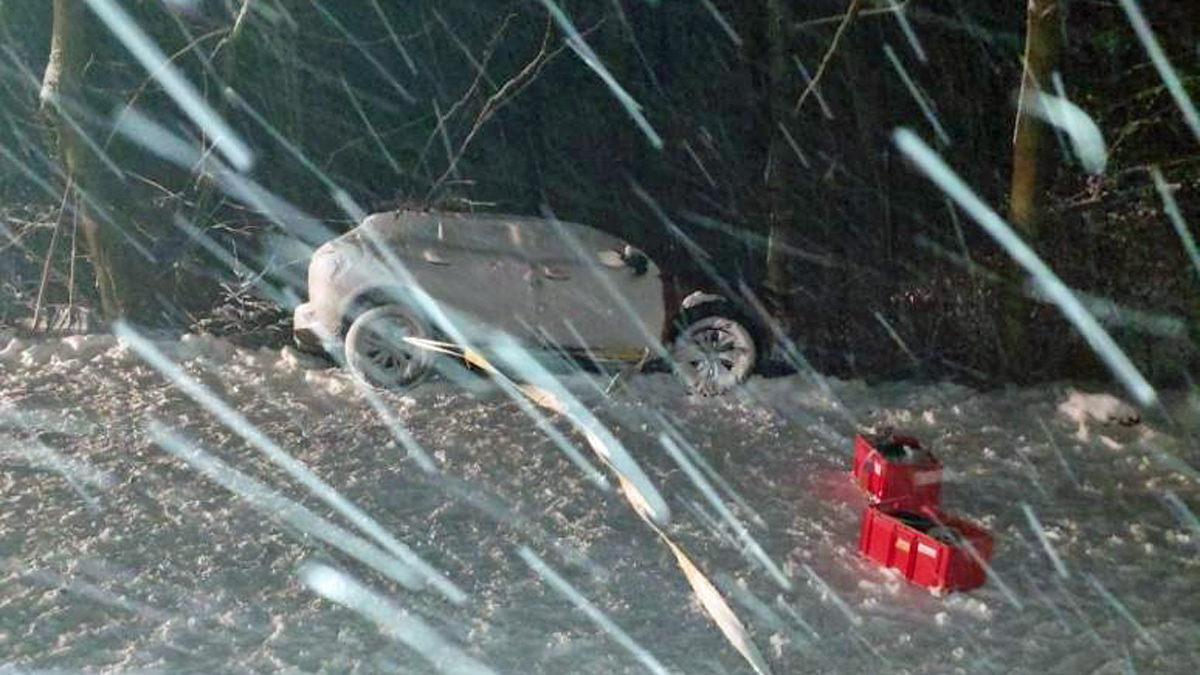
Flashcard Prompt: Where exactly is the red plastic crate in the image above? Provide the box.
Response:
[858,507,994,593]
[852,433,942,510]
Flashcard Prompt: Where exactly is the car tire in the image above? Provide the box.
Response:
[345,304,434,390]
[671,309,757,395]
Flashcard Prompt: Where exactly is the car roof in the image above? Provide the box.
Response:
[358,209,631,255]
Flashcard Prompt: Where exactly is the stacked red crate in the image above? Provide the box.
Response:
[857,507,994,593]
[851,432,994,594]
[851,433,941,510]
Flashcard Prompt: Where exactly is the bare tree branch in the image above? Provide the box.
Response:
[793,0,862,115]
[427,18,555,201]
[793,0,907,29]
[211,0,255,64]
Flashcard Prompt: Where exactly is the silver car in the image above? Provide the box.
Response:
[293,210,763,393]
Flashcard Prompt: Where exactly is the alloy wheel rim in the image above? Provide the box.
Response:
[678,318,752,392]
[358,316,422,385]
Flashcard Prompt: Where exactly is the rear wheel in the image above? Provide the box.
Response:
[672,311,757,395]
[345,305,433,390]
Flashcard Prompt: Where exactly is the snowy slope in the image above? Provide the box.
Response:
[0,334,1197,674]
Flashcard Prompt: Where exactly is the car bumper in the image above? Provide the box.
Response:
[293,301,340,355]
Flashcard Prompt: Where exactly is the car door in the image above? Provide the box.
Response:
[532,220,666,356]
[399,212,538,343]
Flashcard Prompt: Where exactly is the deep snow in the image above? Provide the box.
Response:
[0,333,1197,674]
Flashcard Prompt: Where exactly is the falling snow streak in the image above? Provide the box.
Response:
[923,508,1024,611]
[738,280,859,428]
[919,229,1187,339]
[149,423,430,593]
[173,215,296,310]
[300,563,502,675]
[653,534,775,675]
[543,204,672,362]
[79,0,254,171]
[1117,0,1200,144]
[777,122,812,169]
[224,89,369,223]
[367,0,418,76]
[713,573,789,635]
[872,310,922,371]
[1020,90,1107,174]
[1085,574,1163,652]
[537,0,664,149]
[1051,574,1109,650]
[113,324,467,604]
[659,433,792,590]
[775,598,820,641]
[699,0,743,47]
[1151,166,1200,280]
[893,128,1159,409]
[518,548,673,675]
[487,339,670,524]
[682,140,719,188]
[304,0,416,104]
[608,0,665,95]
[1,558,174,624]
[3,438,111,512]
[680,211,834,267]
[1023,281,1186,339]
[340,76,405,177]
[41,97,127,179]
[1037,417,1081,488]
[655,414,767,529]
[1160,491,1200,553]
[111,108,333,249]
[800,564,861,628]
[882,45,950,146]
[0,136,156,263]
[453,345,773,675]
[1020,502,1069,578]
[110,107,203,168]
[404,336,613,491]
[885,0,927,62]
[346,373,441,475]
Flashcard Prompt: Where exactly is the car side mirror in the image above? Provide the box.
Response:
[622,245,648,276]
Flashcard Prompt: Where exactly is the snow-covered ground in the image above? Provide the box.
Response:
[1,333,1197,674]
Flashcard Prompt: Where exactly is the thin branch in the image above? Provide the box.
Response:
[793,0,862,115]
[431,7,503,92]
[106,28,226,150]
[33,178,72,332]
[438,14,518,127]
[211,0,256,63]
[67,195,78,313]
[414,13,519,189]
[794,0,907,29]
[426,16,568,203]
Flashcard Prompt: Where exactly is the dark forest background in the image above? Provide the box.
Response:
[0,0,1196,387]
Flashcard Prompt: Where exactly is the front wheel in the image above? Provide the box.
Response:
[345,305,433,390]
[671,313,757,395]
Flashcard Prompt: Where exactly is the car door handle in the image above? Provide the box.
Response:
[542,265,570,280]
[422,249,451,265]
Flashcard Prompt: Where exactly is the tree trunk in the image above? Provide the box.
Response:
[1004,0,1061,373]
[41,0,159,324]
[763,0,796,306]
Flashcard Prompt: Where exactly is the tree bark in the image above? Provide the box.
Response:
[1004,0,1061,373]
[1010,0,1060,236]
[41,0,158,324]
[764,0,796,304]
